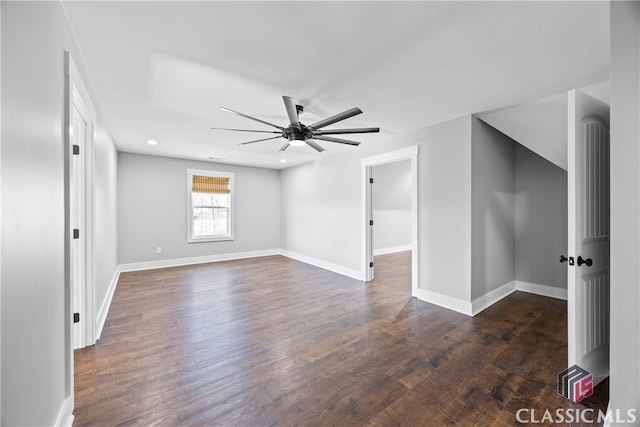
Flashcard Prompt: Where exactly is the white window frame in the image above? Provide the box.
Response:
[187,168,235,243]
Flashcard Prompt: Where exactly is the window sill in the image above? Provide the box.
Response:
[188,236,235,243]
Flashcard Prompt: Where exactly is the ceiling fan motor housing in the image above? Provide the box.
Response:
[285,123,311,146]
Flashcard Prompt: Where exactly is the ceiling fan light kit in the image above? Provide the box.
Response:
[212,96,380,153]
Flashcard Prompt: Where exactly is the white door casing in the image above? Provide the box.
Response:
[68,59,95,350]
[567,89,610,386]
[71,97,92,349]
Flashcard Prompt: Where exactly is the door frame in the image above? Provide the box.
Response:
[361,145,419,296]
[63,51,96,423]
[71,86,95,348]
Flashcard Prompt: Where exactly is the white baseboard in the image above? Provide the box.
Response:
[516,280,568,300]
[413,288,472,316]
[414,280,567,318]
[280,250,364,281]
[118,249,281,272]
[54,395,74,427]
[373,245,412,256]
[472,281,517,316]
[95,267,121,341]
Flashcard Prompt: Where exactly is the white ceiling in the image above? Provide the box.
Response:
[62,1,610,169]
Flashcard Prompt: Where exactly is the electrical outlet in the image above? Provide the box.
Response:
[156,247,162,254]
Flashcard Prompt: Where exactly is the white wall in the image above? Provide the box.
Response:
[515,144,567,290]
[118,153,281,265]
[1,2,119,425]
[610,1,640,422]
[470,118,516,301]
[372,160,411,254]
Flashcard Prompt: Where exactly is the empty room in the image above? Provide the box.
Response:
[2,1,640,426]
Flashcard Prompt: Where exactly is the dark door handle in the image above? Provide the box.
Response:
[560,255,575,265]
[577,256,593,267]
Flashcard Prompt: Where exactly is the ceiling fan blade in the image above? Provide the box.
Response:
[282,96,301,129]
[311,127,379,135]
[305,139,326,152]
[312,135,361,146]
[238,136,283,145]
[211,127,281,134]
[308,107,362,130]
[220,107,285,130]
[279,142,290,152]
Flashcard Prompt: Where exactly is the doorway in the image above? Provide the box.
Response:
[361,146,419,295]
[371,160,412,256]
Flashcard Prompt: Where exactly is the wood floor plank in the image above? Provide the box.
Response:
[74,251,608,426]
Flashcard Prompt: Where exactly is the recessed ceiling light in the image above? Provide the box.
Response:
[146,139,158,146]
[280,159,287,163]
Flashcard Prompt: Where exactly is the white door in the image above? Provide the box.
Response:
[567,89,610,386]
[366,166,375,280]
[71,100,88,349]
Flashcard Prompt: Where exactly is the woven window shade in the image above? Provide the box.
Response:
[192,175,230,194]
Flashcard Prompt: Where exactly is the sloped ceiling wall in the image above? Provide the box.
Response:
[476,93,569,170]
[476,81,610,171]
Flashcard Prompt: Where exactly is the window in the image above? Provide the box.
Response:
[187,169,234,242]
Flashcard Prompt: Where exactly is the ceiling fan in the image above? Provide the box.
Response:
[211,96,380,152]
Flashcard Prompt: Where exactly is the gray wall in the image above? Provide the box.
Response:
[471,118,516,300]
[118,153,281,264]
[419,116,473,301]
[280,114,564,307]
[515,144,567,289]
[372,160,411,253]
[93,130,119,321]
[610,1,640,421]
[1,2,3,423]
[281,115,473,302]
[1,1,119,425]
[471,118,568,299]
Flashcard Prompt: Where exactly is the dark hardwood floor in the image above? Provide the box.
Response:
[74,252,608,426]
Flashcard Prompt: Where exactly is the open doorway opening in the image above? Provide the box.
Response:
[361,146,418,296]
[477,87,610,392]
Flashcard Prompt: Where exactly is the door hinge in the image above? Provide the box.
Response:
[73,144,80,155]
[369,262,374,268]
[73,229,80,239]
[370,220,374,226]
[73,313,80,323]
[369,178,374,184]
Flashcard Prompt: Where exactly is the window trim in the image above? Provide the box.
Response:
[187,168,235,243]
